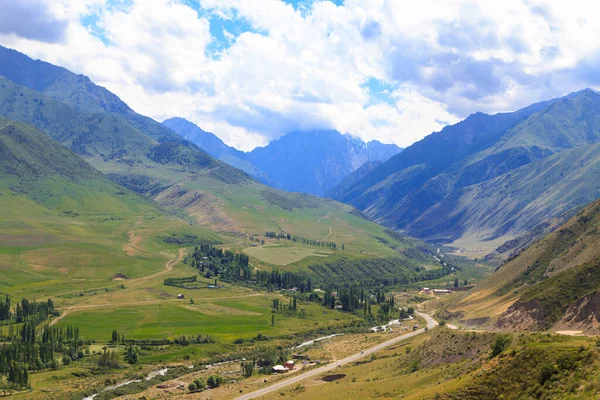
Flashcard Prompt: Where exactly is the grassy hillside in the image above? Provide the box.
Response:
[448,197,600,331]
[0,116,179,297]
[152,172,451,284]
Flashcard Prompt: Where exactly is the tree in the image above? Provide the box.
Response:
[125,344,139,364]
[111,330,118,345]
[243,361,254,377]
[207,375,223,388]
[194,378,206,390]
[62,355,71,366]
[271,313,275,327]
[49,359,60,370]
[454,278,459,288]
[188,382,197,392]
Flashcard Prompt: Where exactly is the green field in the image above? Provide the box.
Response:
[55,297,357,342]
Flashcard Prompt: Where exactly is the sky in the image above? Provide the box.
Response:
[1,0,599,151]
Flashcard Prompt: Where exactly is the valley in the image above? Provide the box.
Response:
[1,13,600,400]
[0,46,467,399]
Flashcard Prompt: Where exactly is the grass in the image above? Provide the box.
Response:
[243,244,331,266]
[56,295,358,342]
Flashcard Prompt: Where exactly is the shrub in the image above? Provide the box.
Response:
[539,363,555,385]
[194,378,206,390]
[207,375,223,388]
[490,334,512,357]
[62,355,71,365]
[188,382,197,392]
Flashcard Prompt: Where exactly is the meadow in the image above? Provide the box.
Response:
[243,244,331,266]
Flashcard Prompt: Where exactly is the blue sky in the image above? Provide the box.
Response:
[1,0,599,150]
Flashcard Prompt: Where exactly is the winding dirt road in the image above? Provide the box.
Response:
[235,312,438,400]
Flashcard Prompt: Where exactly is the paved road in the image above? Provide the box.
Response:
[235,312,438,400]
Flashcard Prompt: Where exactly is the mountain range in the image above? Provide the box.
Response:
[329,89,600,254]
[163,117,401,196]
[0,44,442,284]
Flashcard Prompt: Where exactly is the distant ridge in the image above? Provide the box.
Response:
[164,116,401,197]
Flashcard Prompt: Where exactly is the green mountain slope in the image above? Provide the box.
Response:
[0,75,248,194]
[0,115,154,215]
[0,116,181,296]
[331,89,600,252]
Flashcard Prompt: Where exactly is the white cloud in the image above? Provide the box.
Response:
[1,0,600,150]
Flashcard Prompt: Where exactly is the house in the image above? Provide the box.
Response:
[272,365,288,373]
[432,289,452,294]
[422,287,430,293]
[177,294,185,299]
[283,360,295,370]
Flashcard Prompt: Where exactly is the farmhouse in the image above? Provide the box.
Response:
[272,365,288,373]
[283,360,295,370]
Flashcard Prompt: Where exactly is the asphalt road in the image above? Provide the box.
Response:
[235,312,438,400]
